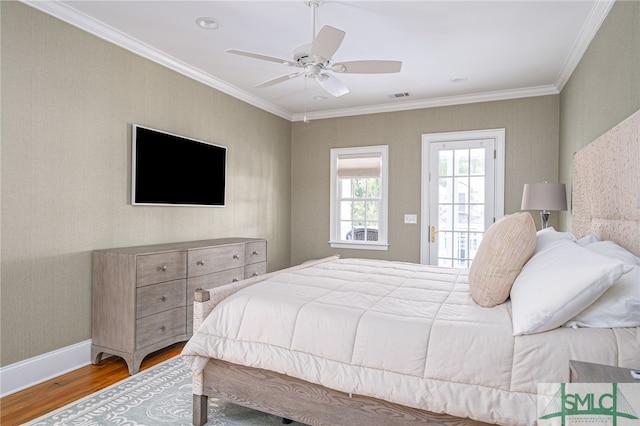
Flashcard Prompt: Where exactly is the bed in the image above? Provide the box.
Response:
[182,109,640,426]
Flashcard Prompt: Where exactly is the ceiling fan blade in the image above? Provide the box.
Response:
[332,60,402,74]
[311,25,345,62]
[255,72,304,89]
[317,74,349,97]
[226,49,297,67]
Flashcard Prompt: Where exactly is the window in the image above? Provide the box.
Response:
[330,146,389,250]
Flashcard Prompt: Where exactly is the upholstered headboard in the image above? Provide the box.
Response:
[572,109,640,257]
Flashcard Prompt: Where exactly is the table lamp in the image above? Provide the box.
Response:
[521,182,567,229]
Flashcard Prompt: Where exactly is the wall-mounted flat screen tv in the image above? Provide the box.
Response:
[132,125,226,207]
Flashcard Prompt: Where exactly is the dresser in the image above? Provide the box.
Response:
[91,238,267,374]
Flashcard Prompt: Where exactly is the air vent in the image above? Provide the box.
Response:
[389,92,410,99]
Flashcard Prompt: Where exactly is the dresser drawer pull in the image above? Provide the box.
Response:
[196,260,205,266]
[233,254,240,260]
[252,251,259,256]
[232,278,239,283]
[160,295,167,302]
[158,265,168,272]
[159,325,166,332]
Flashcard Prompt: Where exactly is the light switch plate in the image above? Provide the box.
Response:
[404,214,418,224]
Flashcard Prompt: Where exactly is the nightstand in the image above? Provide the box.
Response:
[570,360,639,383]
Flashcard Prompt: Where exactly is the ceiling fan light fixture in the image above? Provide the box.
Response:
[196,17,219,30]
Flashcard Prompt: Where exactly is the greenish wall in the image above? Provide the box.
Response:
[559,0,640,230]
[290,95,560,265]
[2,0,637,368]
[1,2,292,366]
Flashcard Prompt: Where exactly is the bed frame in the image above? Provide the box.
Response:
[190,109,640,426]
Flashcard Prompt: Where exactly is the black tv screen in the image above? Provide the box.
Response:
[132,125,226,206]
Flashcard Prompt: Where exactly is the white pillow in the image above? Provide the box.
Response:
[510,238,632,335]
[535,227,576,252]
[564,241,640,328]
[576,234,600,246]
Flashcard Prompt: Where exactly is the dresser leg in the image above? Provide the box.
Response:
[91,346,103,365]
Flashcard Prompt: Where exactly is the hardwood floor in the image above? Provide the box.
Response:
[0,342,185,426]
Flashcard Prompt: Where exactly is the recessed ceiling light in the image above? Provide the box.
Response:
[196,17,219,30]
[450,77,468,83]
[314,96,327,101]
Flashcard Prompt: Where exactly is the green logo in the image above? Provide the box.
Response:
[540,383,639,425]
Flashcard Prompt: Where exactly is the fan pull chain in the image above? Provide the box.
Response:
[303,76,309,123]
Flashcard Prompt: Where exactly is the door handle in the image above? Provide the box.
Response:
[431,226,437,243]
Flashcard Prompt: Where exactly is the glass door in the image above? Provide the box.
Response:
[428,139,495,267]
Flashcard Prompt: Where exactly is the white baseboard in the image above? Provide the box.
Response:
[0,340,92,398]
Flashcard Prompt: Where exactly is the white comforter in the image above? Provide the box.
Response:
[182,258,639,425]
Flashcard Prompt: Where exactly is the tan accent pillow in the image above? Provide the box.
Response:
[469,212,536,307]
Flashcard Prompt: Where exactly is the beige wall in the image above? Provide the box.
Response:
[3,0,637,368]
[1,2,292,366]
[559,0,640,231]
[291,95,559,265]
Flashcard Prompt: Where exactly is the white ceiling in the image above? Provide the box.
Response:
[24,0,613,122]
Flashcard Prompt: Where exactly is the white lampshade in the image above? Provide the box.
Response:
[521,183,567,211]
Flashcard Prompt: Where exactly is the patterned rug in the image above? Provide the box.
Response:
[25,356,303,425]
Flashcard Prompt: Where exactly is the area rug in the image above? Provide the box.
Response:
[25,356,303,425]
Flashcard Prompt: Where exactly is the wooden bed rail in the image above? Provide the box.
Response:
[194,359,492,426]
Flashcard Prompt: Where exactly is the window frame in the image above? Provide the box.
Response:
[329,145,389,251]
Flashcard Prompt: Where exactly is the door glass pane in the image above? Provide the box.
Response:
[468,232,484,260]
[470,148,485,175]
[454,149,469,176]
[438,178,453,203]
[453,232,468,266]
[469,205,485,231]
[469,176,484,203]
[439,205,453,231]
[454,177,468,204]
[439,150,453,176]
[438,231,452,258]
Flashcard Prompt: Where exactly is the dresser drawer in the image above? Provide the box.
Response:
[245,262,266,279]
[188,245,245,277]
[136,252,186,286]
[136,279,186,319]
[245,241,267,265]
[186,267,244,304]
[136,307,186,349]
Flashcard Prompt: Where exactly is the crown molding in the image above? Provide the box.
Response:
[22,0,608,123]
[554,0,615,92]
[20,0,294,122]
[292,85,559,122]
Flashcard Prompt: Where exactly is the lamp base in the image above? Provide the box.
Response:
[540,211,550,229]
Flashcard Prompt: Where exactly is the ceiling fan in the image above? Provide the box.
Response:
[226,0,402,99]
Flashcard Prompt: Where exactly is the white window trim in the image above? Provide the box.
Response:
[329,145,389,251]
